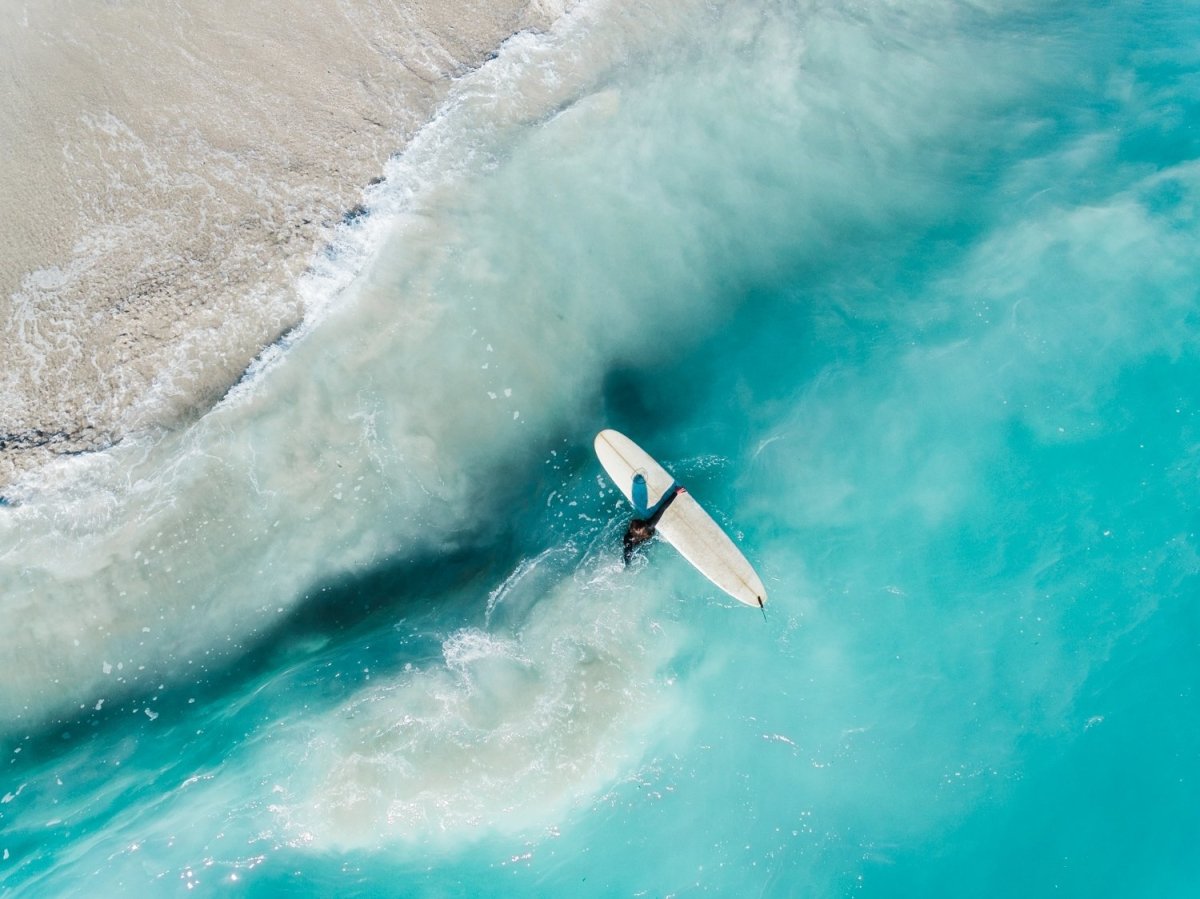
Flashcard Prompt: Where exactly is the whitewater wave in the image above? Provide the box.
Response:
[1,0,1161,862]
[268,554,688,850]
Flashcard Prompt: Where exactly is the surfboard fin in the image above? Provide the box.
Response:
[757,595,766,622]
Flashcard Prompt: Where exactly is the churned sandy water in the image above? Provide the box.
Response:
[2,0,1199,894]
[0,0,565,487]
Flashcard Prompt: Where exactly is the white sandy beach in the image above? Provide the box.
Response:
[0,0,564,488]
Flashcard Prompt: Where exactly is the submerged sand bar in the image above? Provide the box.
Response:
[0,0,563,487]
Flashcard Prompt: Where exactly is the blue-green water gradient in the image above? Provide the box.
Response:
[2,0,1198,895]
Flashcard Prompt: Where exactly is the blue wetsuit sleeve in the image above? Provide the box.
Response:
[631,474,650,517]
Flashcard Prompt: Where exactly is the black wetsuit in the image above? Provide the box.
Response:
[623,485,685,565]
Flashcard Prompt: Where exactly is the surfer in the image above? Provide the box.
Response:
[623,476,685,565]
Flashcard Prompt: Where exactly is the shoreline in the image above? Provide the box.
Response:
[0,0,566,489]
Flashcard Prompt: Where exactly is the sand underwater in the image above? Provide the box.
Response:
[1,0,1198,895]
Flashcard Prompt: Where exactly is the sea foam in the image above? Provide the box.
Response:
[4,0,1197,894]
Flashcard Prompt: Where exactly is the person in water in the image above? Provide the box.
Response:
[623,474,685,565]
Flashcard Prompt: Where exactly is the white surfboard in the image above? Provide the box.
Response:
[594,429,767,608]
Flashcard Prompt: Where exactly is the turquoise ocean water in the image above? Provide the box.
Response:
[2,0,1198,894]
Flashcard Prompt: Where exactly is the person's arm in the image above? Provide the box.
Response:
[646,485,684,527]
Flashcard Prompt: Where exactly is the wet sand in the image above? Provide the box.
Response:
[0,0,565,488]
